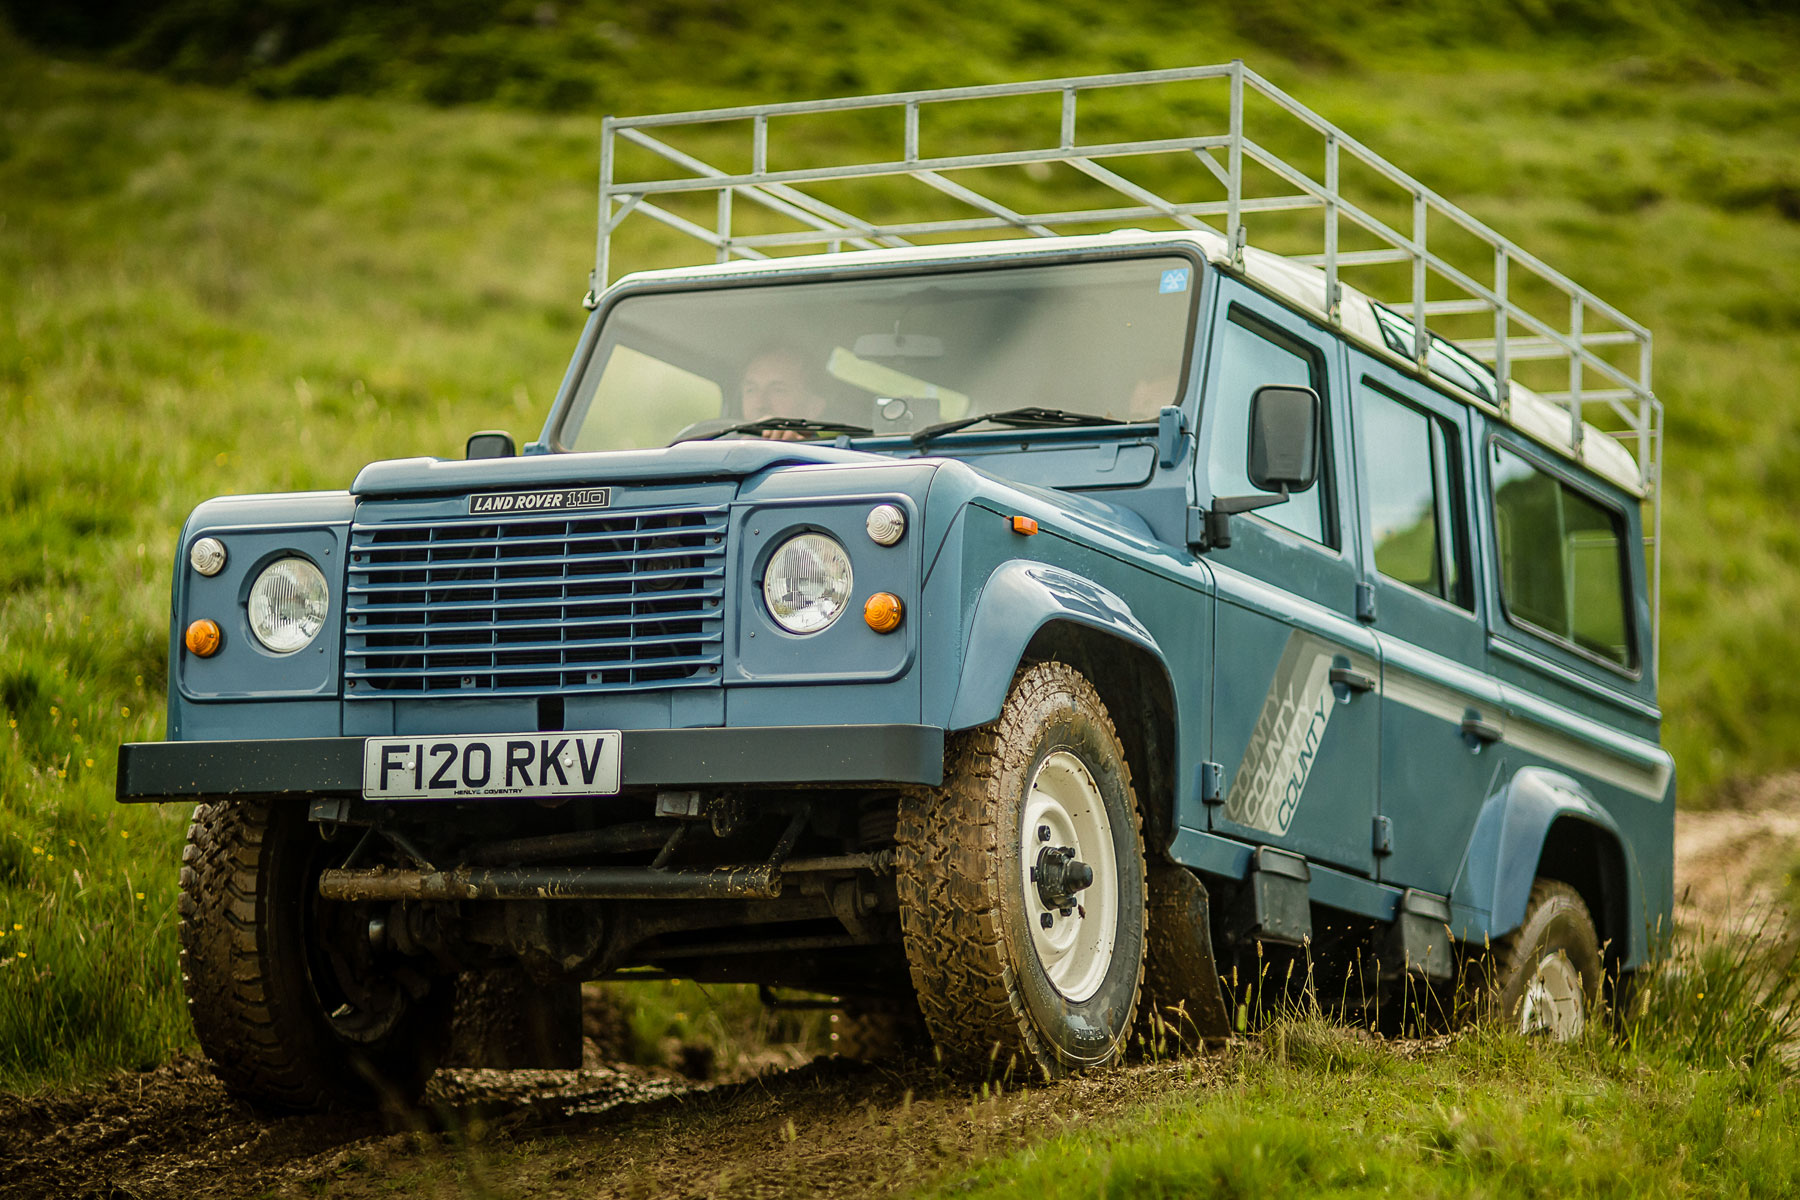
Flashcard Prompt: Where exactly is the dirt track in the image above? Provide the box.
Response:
[5,792,1795,1200]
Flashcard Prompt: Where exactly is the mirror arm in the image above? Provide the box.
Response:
[1195,485,1290,552]
[1211,485,1290,517]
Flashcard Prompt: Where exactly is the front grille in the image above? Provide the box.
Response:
[344,504,727,697]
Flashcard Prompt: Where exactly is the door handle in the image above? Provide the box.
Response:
[1329,666,1377,694]
[1460,715,1504,746]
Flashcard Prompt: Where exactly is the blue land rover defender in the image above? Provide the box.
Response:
[119,66,1672,1108]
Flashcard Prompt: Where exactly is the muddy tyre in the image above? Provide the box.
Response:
[1489,879,1602,1040]
[178,800,452,1111]
[897,662,1146,1078]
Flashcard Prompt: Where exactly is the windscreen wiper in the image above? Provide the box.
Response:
[682,416,873,441]
[909,406,1125,448]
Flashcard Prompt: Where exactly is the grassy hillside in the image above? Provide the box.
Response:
[2,3,1800,1090]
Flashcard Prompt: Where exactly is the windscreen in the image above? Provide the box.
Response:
[555,255,1197,451]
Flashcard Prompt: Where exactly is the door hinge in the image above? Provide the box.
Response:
[1372,814,1394,857]
[1198,760,1225,805]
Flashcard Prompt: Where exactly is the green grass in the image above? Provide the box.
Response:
[927,1023,1800,1198]
[3,4,1800,1093]
[929,927,1800,1198]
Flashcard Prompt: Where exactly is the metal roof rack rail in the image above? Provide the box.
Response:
[592,61,1662,664]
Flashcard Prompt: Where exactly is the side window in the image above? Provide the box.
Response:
[1491,444,1635,668]
[1362,384,1468,607]
[1206,311,1331,546]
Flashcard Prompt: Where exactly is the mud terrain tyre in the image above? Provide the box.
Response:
[1489,878,1602,1040]
[897,661,1146,1078]
[178,800,452,1111]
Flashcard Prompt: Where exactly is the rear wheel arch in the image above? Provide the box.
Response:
[1461,767,1643,969]
[1535,815,1630,976]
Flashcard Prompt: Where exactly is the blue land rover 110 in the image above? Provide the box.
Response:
[118,65,1672,1108]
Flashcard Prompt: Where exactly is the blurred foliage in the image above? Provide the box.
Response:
[5,0,1799,111]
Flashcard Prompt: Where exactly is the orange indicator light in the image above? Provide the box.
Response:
[863,592,904,634]
[1010,515,1039,535]
[185,618,222,658]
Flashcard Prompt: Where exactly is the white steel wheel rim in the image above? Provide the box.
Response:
[1519,950,1585,1040]
[1021,750,1119,1004]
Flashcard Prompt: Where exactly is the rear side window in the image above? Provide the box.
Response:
[1362,384,1468,607]
[1490,443,1635,668]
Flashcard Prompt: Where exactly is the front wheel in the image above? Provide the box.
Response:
[896,661,1146,1078]
[178,800,453,1111]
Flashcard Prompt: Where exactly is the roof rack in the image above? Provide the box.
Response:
[592,62,1662,666]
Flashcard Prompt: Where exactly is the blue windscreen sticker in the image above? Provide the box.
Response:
[1159,267,1190,294]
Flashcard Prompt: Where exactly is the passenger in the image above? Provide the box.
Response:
[740,346,830,441]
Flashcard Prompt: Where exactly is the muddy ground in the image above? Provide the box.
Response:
[5,788,1797,1200]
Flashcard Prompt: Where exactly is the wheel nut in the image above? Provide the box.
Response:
[1040,912,1054,929]
[1037,825,1051,842]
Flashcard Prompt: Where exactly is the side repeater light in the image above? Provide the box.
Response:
[1010,515,1039,535]
[866,504,906,546]
[185,618,222,657]
[189,537,227,576]
[863,592,904,634]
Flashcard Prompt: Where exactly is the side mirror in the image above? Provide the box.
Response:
[466,430,517,460]
[1247,385,1320,492]
[1194,384,1323,552]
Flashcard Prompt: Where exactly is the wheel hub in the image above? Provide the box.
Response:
[1020,750,1119,1004]
[1518,949,1585,1040]
[1033,844,1094,912]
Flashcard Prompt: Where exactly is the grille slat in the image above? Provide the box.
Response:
[359,520,729,554]
[345,631,722,658]
[350,544,727,576]
[347,563,724,594]
[344,503,728,697]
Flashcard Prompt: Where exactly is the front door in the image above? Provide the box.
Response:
[1201,281,1379,878]
[1349,352,1502,895]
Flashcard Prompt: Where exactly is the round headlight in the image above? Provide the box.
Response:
[762,533,852,634]
[247,557,329,653]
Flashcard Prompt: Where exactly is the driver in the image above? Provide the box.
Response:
[740,346,829,441]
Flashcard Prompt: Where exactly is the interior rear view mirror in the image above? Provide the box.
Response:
[852,331,944,359]
[1247,385,1320,493]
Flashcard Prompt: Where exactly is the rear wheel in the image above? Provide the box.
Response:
[178,800,453,1111]
[1490,879,1602,1040]
[897,662,1146,1078]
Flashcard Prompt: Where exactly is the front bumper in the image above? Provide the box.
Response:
[116,724,946,803]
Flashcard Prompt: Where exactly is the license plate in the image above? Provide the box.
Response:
[361,732,621,801]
